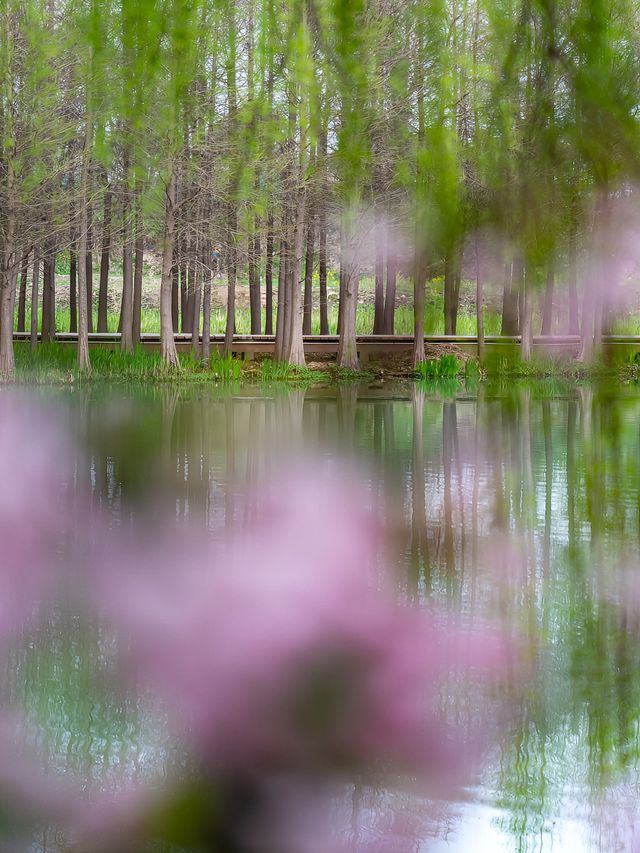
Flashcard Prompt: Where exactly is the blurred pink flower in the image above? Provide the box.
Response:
[0,394,72,642]
[101,466,510,790]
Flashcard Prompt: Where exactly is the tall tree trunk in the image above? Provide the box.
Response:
[223,5,238,356]
[97,188,111,333]
[171,247,179,332]
[541,263,554,335]
[30,254,39,351]
[383,236,397,335]
[373,219,385,334]
[77,118,92,372]
[202,266,211,361]
[265,215,274,335]
[69,237,77,333]
[248,216,261,335]
[191,265,202,357]
[501,259,519,335]
[568,234,579,335]
[444,246,461,335]
[337,221,359,371]
[160,165,180,368]
[274,236,287,361]
[303,211,314,336]
[318,203,329,335]
[223,228,237,355]
[120,153,135,354]
[179,246,188,332]
[285,177,307,366]
[85,202,94,333]
[17,250,28,334]
[413,244,427,365]
[475,235,484,360]
[133,231,143,347]
[520,272,532,361]
[41,250,55,342]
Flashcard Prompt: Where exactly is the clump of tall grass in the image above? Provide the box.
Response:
[258,358,330,384]
[209,352,243,383]
[413,354,462,380]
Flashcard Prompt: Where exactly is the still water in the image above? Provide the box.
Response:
[11,381,640,852]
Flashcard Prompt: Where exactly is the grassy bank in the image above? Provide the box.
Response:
[12,340,640,389]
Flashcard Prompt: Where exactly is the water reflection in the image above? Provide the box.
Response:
[15,381,640,851]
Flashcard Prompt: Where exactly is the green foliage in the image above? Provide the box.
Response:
[413,354,462,380]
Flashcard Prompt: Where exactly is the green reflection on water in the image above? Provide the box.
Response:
[13,380,640,851]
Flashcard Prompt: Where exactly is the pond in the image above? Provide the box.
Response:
[6,380,640,852]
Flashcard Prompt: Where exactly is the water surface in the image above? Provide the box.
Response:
[14,380,640,852]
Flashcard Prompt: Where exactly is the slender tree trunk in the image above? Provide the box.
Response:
[568,234,579,335]
[160,165,180,368]
[285,177,307,366]
[274,236,287,360]
[42,250,56,342]
[444,246,461,335]
[30,254,39,351]
[303,212,314,336]
[541,263,554,335]
[337,221,359,370]
[223,228,237,355]
[413,244,427,365]
[318,204,329,335]
[191,266,202,357]
[373,219,384,334]
[171,247,179,332]
[69,237,77,333]
[501,259,520,335]
[248,217,261,335]
[520,272,532,361]
[77,118,92,372]
[120,153,135,354]
[85,202,94,333]
[133,231,143,347]
[17,250,28,333]
[179,246,188,333]
[383,237,397,335]
[97,188,112,333]
[202,267,211,361]
[475,236,484,360]
[265,215,274,335]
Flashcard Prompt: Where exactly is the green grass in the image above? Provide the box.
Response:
[413,354,463,380]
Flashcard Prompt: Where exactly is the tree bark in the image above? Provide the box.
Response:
[373,219,385,334]
[77,118,92,372]
[501,259,520,335]
[541,263,554,335]
[97,188,112,333]
[160,165,180,368]
[133,231,143,347]
[265,215,274,335]
[337,222,359,370]
[303,211,314,336]
[30,254,39,351]
[69,237,77,333]
[17,250,29,334]
[171,247,179,332]
[202,266,211,361]
[85,202,94,333]
[248,216,261,335]
[444,246,461,335]
[413,244,427,365]
[383,237,397,335]
[120,177,134,353]
[520,272,532,361]
[475,236,484,360]
[318,203,329,335]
